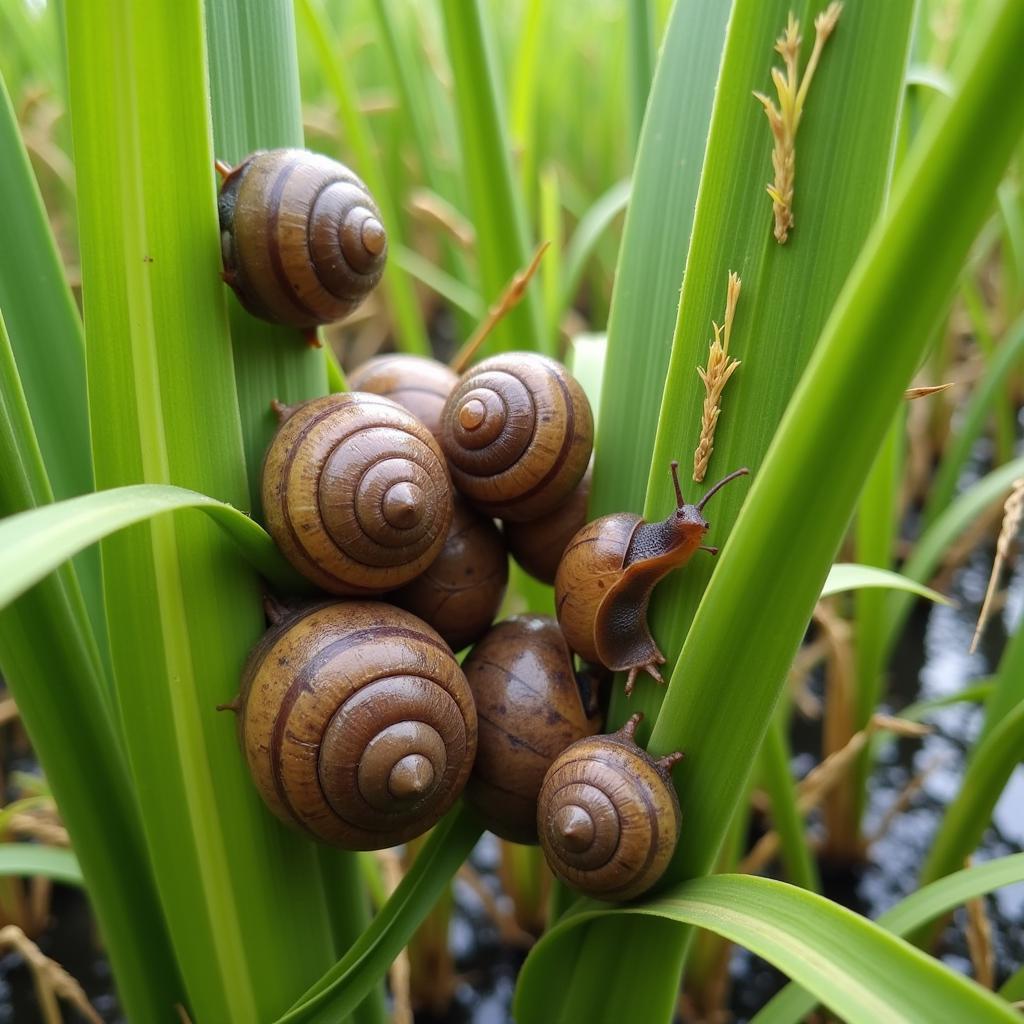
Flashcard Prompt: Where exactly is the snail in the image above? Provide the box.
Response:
[232,600,477,850]
[461,616,603,843]
[347,354,458,441]
[555,462,749,695]
[390,494,509,653]
[537,712,683,901]
[261,392,453,595]
[504,462,592,584]
[217,148,386,330]
[440,353,593,522]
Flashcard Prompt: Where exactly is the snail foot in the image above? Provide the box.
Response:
[624,659,665,697]
[303,328,322,348]
[699,545,719,556]
[216,695,242,713]
[214,158,233,180]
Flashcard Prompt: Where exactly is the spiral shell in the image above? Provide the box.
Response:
[390,495,508,652]
[261,392,453,594]
[218,149,387,329]
[347,354,458,441]
[505,462,592,584]
[440,353,593,522]
[537,713,682,901]
[462,615,601,844]
[237,601,478,850]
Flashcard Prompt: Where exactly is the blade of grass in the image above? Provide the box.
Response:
[296,0,430,356]
[0,310,183,1019]
[0,846,82,887]
[66,0,336,1016]
[627,0,655,148]
[754,853,1024,1023]
[205,0,330,513]
[509,0,551,215]
[517,874,1018,1024]
[439,0,541,354]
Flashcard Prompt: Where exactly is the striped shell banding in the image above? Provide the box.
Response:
[218,148,387,329]
[261,392,454,595]
[237,601,477,850]
[537,713,682,901]
[440,352,593,523]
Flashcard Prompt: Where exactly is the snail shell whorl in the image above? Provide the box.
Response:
[218,149,387,329]
[463,615,601,844]
[440,353,593,522]
[261,392,453,594]
[537,715,681,901]
[238,601,477,850]
[347,355,458,441]
[390,495,508,653]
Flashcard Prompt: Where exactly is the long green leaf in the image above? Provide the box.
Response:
[0,309,183,1020]
[205,0,330,513]
[278,806,483,1024]
[439,0,541,354]
[0,484,309,609]
[516,874,1017,1024]
[66,0,335,1017]
[753,854,1024,1024]
[822,563,952,604]
[0,845,83,887]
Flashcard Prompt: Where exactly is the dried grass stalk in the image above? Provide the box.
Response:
[970,477,1024,652]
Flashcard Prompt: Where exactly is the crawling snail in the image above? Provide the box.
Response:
[461,616,603,843]
[217,149,386,332]
[261,392,453,595]
[440,352,593,522]
[556,461,749,694]
[230,600,477,850]
[537,712,683,901]
[390,494,509,653]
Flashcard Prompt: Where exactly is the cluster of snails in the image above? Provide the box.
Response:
[217,148,748,902]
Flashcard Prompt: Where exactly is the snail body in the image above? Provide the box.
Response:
[440,353,593,522]
[555,463,748,695]
[390,495,509,653]
[347,354,458,441]
[236,601,477,850]
[461,616,602,844]
[537,713,683,901]
[504,463,592,584]
[218,148,386,329]
[261,392,453,595]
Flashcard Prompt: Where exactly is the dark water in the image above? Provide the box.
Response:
[4,535,1021,1023]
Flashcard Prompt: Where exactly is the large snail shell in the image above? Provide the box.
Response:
[238,601,477,850]
[462,616,601,844]
[505,462,592,584]
[440,353,593,522]
[537,714,681,901]
[347,354,458,441]
[261,392,453,594]
[390,495,508,652]
[218,149,387,329]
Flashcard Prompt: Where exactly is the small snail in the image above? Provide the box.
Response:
[390,494,509,653]
[555,462,749,695]
[261,392,453,594]
[217,149,386,330]
[440,353,593,522]
[347,354,458,441]
[504,462,592,584]
[233,600,477,850]
[461,616,602,843]
[537,712,683,901]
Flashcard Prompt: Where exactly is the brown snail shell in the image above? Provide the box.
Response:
[390,495,508,653]
[218,148,386,329]
[347,354,458,441]
[261,392,453,595]
[236,600,477,850]
[555,463,748,695]
[537,713,682,901]
[440,353,593,523]
[461,616,602,844]
[504,462,592,584]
